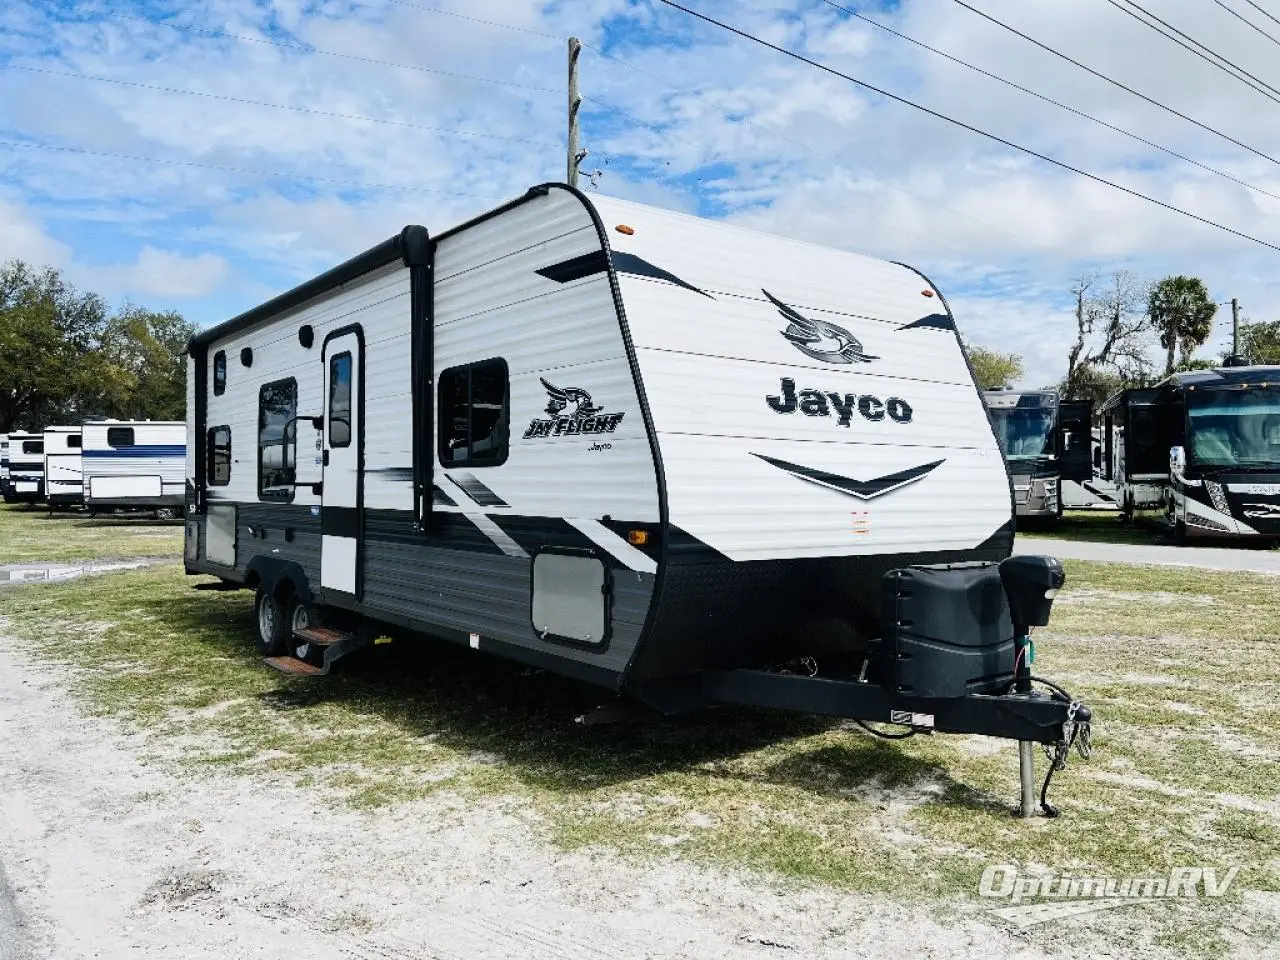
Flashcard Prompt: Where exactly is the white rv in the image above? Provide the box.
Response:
[6,432,45,504]
[82,421,185,518]
[43,425,84,507]
[184,185,1091,809]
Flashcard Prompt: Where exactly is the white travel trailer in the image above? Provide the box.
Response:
[6,431,45,504]
[185,185,1092,813]
[43,425,84,507]
[82,421,186,517]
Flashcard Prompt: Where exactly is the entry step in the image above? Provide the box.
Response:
[292,625,354,647]
[263,655,325,677]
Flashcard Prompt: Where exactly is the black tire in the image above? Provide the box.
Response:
[287,596,323,664]
[154,507,176,521]
[254,585,289,656]
[1174,520,1188,546]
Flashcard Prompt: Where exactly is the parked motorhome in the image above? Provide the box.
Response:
[82,421,185,518]
[184,185,1091,812]
[0,434,9,498]
[982,389,1093,519]
[43,425,84,508]
[1100,365,1280,540]
[6,432,45,503]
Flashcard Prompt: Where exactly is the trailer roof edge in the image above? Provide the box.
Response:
[188,224,430,353]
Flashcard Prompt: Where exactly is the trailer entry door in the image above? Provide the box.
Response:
[1057,401,1093,481]
[321,330,362,596]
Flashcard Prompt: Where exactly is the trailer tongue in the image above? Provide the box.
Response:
[693,555,1092,818]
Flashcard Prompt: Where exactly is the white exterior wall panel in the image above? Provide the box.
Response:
[589,194,1010,562]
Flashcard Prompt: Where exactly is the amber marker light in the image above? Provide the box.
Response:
[627,529,650,546]
[616,224,635,235]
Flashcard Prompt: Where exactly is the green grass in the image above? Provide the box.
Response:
[1,558,1277,956]
[1018,510,1153,544]
[0,502,182,563]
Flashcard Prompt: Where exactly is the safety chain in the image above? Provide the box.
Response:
[1043,700,1092,770]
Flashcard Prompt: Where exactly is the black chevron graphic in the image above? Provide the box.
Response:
[751,453,944,500]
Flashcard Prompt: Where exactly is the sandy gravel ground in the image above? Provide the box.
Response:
[0,632,1074,960]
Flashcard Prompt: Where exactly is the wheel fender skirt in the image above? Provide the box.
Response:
[245,557,313,603]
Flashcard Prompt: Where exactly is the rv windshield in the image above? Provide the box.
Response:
[988,407,1056,460]
[1187,387,1280,469]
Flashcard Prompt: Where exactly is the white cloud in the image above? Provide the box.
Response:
[0,194,71,266]
[80,246,230,299]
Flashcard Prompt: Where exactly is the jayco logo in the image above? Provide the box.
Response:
[766,289,877,365]
[523,379,626,439]
[767,377,913,425]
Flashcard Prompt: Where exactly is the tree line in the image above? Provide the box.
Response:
[0,259,195,433]
[966,272,1280,399]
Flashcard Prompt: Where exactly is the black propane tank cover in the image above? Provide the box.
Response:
[240,346,253,367]
[298,325,314,348]
[998,555,1066,629]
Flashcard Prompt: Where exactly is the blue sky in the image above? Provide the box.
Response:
[3,0,1279,386]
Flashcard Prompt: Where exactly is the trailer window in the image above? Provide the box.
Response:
[258,379,297,501]
[68,435,81,449]
[329,352,352,448]
[213,351,227,396]
[207,426,231,486]
[107,427,135,448]
[438,358,509,468]
[22,441,43,455]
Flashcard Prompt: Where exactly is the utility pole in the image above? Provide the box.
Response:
[567,37,582,187]
[1232,297,1240,356]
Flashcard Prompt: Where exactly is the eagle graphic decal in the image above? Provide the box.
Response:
[540,378,603,419]
[764,289,877,364]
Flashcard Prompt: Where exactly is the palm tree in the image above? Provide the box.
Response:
[1148,276,1217,375]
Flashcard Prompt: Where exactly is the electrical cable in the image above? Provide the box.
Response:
[0,64,564,148]
[1209,0,1280,49]
[657,0,1280,253]
[819,0,1280,204]
[1245,0,1280,29]
[1113,0,1280,103]
[80,10,559,95]
[0,139,506,199]
[950,0,1280,168]
[373,0,561,39]
[854,720,916,740]
[580,42,1041,250]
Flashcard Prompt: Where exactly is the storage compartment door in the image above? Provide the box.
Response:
[531,551,608,646]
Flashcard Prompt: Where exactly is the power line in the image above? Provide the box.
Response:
[582,41,1046,248]
[1114,0,1280,103]
[1244,0,1280,29]
[0,63,564,148]
[950,0,1280,169]
[1209,0,1280,48]
[1109,0,1280,105]
[0,139,506,200]
[373,0,561,39]
[656,0,1280,253]
[79,11,558,95]
[819,0,1280,204]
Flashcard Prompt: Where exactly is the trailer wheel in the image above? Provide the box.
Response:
[254,586,289,656]
[287,597,323,664]
[153,507,176,521]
